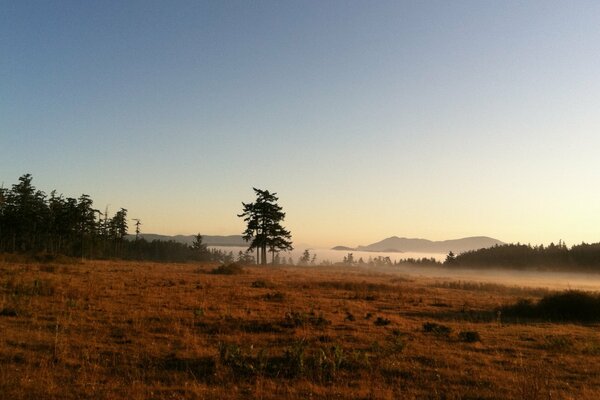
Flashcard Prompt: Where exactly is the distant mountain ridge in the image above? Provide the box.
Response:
[333,236,504,254]
[126,233,246,247]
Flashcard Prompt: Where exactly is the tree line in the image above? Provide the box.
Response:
[445,241,600,271]
[0,174,128,257]
[0,174,226,262]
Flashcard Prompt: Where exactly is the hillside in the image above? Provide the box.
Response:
[334,236,504,254]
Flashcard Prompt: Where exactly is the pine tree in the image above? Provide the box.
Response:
[238,188,293,265]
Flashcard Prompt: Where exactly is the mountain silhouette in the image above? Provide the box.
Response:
[334,236,504,254]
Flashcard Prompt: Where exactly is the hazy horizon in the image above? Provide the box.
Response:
[3,1,600,248]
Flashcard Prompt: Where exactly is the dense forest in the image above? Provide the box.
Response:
[446,241,600,271]
[0,174,230,262]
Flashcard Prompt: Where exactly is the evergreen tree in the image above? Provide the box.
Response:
[238,188,292,265]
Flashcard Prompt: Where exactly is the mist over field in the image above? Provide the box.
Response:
[210,246,445,264]
[391,265,600,292]
[211,246,600,291]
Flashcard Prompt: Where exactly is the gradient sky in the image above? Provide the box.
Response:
[2,1,599,247]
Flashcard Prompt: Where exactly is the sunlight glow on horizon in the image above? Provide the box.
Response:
[2,1,599,248]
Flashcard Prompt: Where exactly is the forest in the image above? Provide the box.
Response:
[0,174,226,262]
[447,241,600,271]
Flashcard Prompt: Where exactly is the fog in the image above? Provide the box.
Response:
[389,264,600,291]
[210,246,600,291]
[209,246,446,264]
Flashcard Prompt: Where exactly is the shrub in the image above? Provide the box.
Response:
[0,308,19,317]
[374,317,391,326]
[281,310,331,329]
[501,290,600,322]
[458,331,481,343]
[423,322,452,336]
[262,291,286,302]
[210,263,244,275]
[251,280,273,288]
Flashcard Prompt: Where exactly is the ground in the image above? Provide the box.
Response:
[0,259,599,399]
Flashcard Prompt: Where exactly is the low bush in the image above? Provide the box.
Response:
[458,331,481,343]
[262,291,286,302]
[0,308,19,317]
[501,290,600,322]
[282,310,331,329]
[251,280,273,288]
[210,263,244,275]
[423,322,452,336]
[374,317,391,326]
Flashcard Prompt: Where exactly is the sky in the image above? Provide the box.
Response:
[2,1,600,248]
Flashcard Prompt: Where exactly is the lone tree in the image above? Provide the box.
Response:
[238,188,293,265]
[191,233,211,260]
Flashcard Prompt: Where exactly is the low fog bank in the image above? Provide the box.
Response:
[389,264,600,292]
[209,246,445,264]
[210,246,600,291]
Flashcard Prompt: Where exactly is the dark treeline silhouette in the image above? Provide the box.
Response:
[339,253,441,267]
[0,174,230,263]
[119,238,233,263]
[447,241,600,271]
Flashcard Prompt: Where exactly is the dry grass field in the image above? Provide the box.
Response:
[1,259,599,399]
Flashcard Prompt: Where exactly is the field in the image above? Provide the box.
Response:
[1,259,599,399]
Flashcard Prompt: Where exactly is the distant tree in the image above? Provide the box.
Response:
[111,209,128,239]
[110,208,128,255]
[239,250,255,264]
[132,219,142,241]
[238,188,293,265]
[223,251,234,264]
[343,253,354,265]
[299,249,311,265]
[445,251,456,265]
[192,233,207,252]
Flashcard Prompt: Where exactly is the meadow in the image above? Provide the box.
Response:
[1,259,599,399]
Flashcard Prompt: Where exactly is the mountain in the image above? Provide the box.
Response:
[334,236,504,254]
[331,246,355,251]
[126,234,246,247]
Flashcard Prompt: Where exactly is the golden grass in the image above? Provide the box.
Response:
[0,259,598,399]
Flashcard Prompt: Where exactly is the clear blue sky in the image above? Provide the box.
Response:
[2,1,599,247]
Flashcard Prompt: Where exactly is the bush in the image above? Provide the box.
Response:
[210,263,244,275]
[458,331,481,343]
[281,310,331,329]
[251,280,273,288]
[423,322,452,336]
[262,291,286,302]
[374,317,391,326]
[501,290,600,322]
